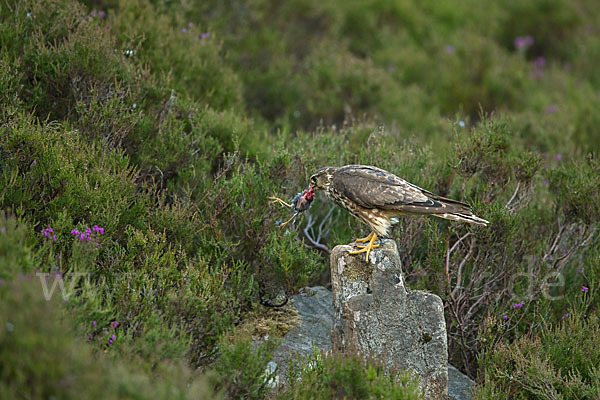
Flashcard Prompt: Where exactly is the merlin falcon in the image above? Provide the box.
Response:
[307,165,489,261]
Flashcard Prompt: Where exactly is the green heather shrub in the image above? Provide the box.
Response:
[212,337,277,400]
[280,349,422,400]
[1,0,600,397]
[475,311,600,399]
[549,154,600,224]
[497,0,581,59]
[0,276,218,400]
[0,111,146,233]
[109,0,244,111]
[0,214,37,280]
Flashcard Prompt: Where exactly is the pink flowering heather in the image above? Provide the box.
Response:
[510,302,524,309]
[514,35,534,50]
[41,227,56,242]
[582,286,589,293]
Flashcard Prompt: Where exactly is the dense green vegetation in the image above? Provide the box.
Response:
[1,0,599,398]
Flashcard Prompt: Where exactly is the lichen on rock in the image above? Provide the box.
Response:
[330,239,449,399]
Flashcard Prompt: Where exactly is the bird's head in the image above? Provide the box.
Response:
[309,167,337,191]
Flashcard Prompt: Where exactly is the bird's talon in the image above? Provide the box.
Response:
[348,232,379,262]
[276,212,299,229]
[353,243,380,250]
[354,232,375,243]
[268,195,293,208]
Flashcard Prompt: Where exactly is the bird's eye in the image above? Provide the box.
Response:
[310,176,316,184]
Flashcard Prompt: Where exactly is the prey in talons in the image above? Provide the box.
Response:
[269,187,315,229]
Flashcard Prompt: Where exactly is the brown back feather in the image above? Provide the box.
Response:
[331,165,475,216]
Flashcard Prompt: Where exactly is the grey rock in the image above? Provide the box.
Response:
[264,361,280,389]
[270,285,473,399]
[448,364,474,400]
[330,239,448,399]
[271,286,334,376]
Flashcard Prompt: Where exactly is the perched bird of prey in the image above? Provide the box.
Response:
[309,165,489,261]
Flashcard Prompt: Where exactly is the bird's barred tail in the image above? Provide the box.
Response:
[433,212,489,226]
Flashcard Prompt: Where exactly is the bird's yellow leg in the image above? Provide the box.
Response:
[348,233,379,262]
[277,212,299,229]
[268,195,293,208]
[354,232,375,243]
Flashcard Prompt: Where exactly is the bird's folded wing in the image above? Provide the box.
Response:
[331,166,437,209]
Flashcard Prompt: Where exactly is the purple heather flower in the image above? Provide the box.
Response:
[546,263,552,268]
[444,45,455,54]
[544,105,557,114]
[1,227,5,233]
[577,268,582,274]
[201,32,210,40]
[32,160,37,166]
[562,313,569,320]
[80,233,85,241]
[93,321,97,327]
[112,321,119,328]
[582,286,588,293]
[111,334,116,341]
[511,302,524,309]
[535,56,546,69]
[533,257,539,262]
[189,22,194,28]
[70,230,79,235]
[555,154,562,162]
[503,315,508,320]
[98,10,105,19]
[181,28,188,33]
[89,334,94,340]
[514,35,534,50]
[542,180,549,186]
[52,234,56,242]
